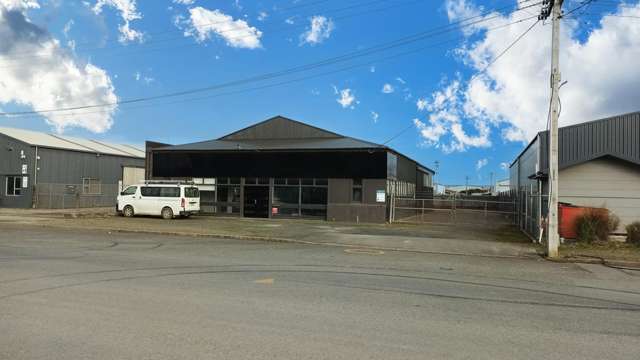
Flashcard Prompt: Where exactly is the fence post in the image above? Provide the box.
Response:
[421,199,424,222]
[484,201,488,222]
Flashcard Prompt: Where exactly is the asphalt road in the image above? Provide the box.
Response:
[1,225,639,360]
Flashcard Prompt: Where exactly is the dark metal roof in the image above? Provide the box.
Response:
[511,111,640,171]
[154,115,435,174]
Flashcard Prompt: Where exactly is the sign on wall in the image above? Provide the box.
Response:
[21,164,27,174]
[376,190,386,203]
[22,176,28,188]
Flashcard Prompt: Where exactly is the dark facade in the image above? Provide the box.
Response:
[147,116,434,223]
[0,128,145,209]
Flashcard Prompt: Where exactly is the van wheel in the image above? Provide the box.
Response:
[161,207,174,220]
[123,205,134,218]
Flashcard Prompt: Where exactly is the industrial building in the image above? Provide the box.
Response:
[510,111,640,234]
[0,127,145,209]
[146,116,434,223]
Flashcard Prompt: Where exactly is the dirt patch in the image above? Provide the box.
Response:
[560,241,640,263]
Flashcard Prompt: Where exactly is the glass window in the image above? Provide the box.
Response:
[160,187,180,197]
[287,178,299,185]
[217,177,229,185]
[184,187,200,198]
[352,179,363,202]
[315,178,328,186]
[141,187,161,197]
[229,177,241,184]
[274,187,299,205]
[122,186,137,195]
[274,178,286,185]
[301,187,327,205]
[301,178,313,186]
[82,178,101,195]
[6,176,22,196]
[258,177,269,185]
[217,186,240,203]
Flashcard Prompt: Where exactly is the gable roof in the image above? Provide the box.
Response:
[154,115,435,173]
[0,127,145,158]
[220,116,342,140]
[510,110,640,171]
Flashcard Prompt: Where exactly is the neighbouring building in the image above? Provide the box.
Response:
[146,116,434,223]
[0,127,145,209]
[510,111,640,234]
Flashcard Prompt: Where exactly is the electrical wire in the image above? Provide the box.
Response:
[0,2,544,117]
[8,16,541,122]
[381,19,541,145]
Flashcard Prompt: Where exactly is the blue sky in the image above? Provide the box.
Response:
[1,0,638,185]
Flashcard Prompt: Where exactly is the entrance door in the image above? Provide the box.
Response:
[244,186,269,218]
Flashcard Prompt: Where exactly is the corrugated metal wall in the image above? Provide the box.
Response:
[539,111,640,171]
[0,134,35,208]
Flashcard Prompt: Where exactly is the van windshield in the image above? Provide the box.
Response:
[184,187,200,198]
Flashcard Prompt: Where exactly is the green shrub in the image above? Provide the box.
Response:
[626,222,640,245]
[608,213,621,233]
[574,208,610,243]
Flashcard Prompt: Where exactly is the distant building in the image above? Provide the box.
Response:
[146,116,434,223]
[509,111,640,232]
[494,179,510,194]
[0,127,145,209]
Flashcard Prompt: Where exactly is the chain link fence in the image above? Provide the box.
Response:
[33,183,120,209]
[390,192,518,226]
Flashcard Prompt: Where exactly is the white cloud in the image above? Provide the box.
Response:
[300,15,334,45]
[500,162,509,171]
[257,11,267,21]
[426,0,640,149]
[476,158,488,171]
[92,0,144,43]
[0,0,39,10]
[396,77,406,84]
[381,83,394,94]
[416,98,428,111]
[370,111,379,122]
[172,0,194,4]
[0,4,117,133]
[336,88,356,109]
[178,6,262,49]
[369,65,375,73]
[414,79,491,153]
[285,16,295,25]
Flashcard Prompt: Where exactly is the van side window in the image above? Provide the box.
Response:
[122,186,137,195]
[141,187,161,197]
[184,187,199,198]
[160,187,180,197]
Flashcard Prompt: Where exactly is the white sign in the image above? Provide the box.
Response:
[376,190,386,203]
[21,164,27,174]
[22,176,28,188]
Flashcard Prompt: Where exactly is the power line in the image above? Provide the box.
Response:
[381,19,541,145]
[0,2,543,117]
[1,0,419,62]
[8,15,540,121]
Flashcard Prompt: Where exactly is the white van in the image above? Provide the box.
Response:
[116,182,200,219]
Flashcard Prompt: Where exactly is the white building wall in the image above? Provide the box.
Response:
[558,157,640,232]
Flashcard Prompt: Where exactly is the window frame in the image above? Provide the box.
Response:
[352,178,363,203]
[5,176,23,196]
[82,178,102,195]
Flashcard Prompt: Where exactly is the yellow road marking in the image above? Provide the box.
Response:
[254,278,274,285]
[344,248,385,255]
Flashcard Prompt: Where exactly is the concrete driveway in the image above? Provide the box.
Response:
[1,225,639,359]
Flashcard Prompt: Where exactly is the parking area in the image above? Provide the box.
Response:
[0,208,535,258]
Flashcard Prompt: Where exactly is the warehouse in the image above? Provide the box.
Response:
[0,127,145,209]
[147,116,434,223]
[510,111,640,235]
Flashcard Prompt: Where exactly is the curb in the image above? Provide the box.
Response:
[109,228,537,259]
[544,255,640,270]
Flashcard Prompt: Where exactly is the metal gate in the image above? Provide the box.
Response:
[390,193,518,226]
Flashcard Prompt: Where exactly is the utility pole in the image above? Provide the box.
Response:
[540,0,563,258]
